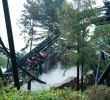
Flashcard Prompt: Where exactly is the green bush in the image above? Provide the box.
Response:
[0,87,88,100]
[3,84,110,100]
[0,53,7,67]
[85,85,110,100]
[0,78,3,89]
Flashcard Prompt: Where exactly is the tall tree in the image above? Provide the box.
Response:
[57,0,97,69]
[21,0,64,32]
[57,0,97,90]
[19,0,65,72]
[19,0,64,51]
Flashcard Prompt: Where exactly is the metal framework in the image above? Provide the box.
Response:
[1,0,61,90]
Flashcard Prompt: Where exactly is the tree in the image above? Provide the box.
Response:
[22,0,64,32]
[19,0,65,51]
[57,0,98,90]
[57,0,97,67]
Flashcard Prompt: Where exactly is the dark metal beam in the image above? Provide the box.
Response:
[76,33,80,91]
[96,63,110,85]
[2,0,20,89]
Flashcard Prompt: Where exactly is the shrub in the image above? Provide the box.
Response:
[85,85,110,100]
[0,52,7,67]
[0,78,3,89]
[0,86,88,100]
[2,83,110,100]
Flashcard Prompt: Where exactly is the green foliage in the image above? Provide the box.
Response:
[85,85,110,100]
[0,86,88,100]
[56,0,98,69]
[19,0,64,51]
[20,0,64,33]
[58,49,78,67]
[57,0,97,34]
[92,24,110,49]
[2,85,110,100]
[0,53,7,68]
[0,78,3,89]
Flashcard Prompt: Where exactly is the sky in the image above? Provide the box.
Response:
[0,0,104,52]
[0,0,26,51]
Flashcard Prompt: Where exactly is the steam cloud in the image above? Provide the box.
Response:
[21,62,79,91]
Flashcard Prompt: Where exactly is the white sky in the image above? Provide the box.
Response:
[0,0,104,52]
[0,0,26,51]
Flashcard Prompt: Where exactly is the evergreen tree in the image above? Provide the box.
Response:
[19,0,65,48]
[57,0,97,67]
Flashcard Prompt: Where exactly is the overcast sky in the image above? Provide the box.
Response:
[0,0,103,52]
[0,0,26,51]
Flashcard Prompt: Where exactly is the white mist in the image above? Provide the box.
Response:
[21,62,79,91]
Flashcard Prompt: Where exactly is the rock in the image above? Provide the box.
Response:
[54,76,77,90]
[54,72,95,90]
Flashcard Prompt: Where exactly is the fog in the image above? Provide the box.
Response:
[21,62,80,92]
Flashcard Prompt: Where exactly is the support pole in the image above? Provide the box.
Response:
[27,78,33,91]
[81,31,84,91]
[81,53,84,91]
[76,33,80,91]
[77,59,80,90]
[2,0,20,89]
[39,64,43,75]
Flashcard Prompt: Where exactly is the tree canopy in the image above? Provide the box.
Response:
[19,0,65,51]
[56,0,98,68]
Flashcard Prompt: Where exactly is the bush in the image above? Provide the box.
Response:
[0,53,7,67]
[85,85,110,100]
[1,84,110,100]
[0,78,3,89]
[0,87,88,100]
